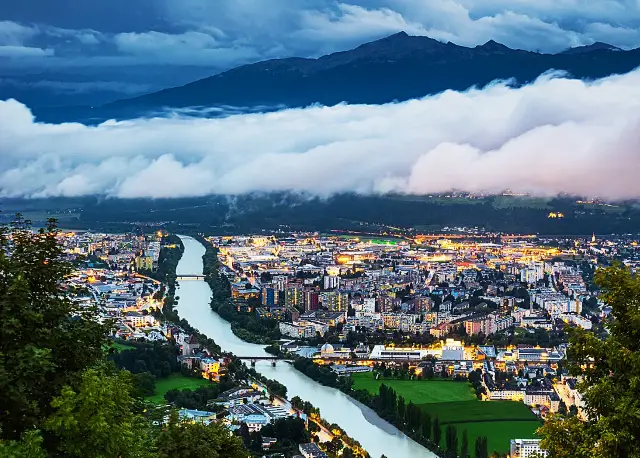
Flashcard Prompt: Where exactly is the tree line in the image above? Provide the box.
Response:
[199,237,281,344]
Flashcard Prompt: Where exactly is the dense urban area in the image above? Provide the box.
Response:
[41,224,639,458]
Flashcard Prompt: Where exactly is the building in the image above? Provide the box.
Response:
[279,320,329,339]
[489,389,524,401]
[178,409,216,425]
[441,339,465,361]
[261,287,278,306]
[321,291,349,312]
[299,443,329,458]
[228,403,293,432]
[304,291,320,312]
[362,297,376,313]
[323,275,340,290]
[200,358,221,380]
[510,439,547,458]
[285,287,302,308]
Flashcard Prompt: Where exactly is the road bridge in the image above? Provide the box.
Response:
[176,275,205,281]
[237,356,294,367]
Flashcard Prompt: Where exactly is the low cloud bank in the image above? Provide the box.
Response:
[1,69,639,200]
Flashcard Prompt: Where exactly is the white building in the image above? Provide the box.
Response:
[369,345,438,360]
[323,275,340,290]
[441,339,465,361]
[510,439,547,458]
[362,297,376,313]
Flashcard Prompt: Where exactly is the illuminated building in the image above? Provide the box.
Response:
[200,358,221,380]
[510,439,547,458]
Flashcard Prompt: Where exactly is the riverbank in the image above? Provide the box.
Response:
[197,236,281,345]
[156,235,368,457]
[175,235,438,458]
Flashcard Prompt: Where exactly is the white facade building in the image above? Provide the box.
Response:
[510,439,547,458]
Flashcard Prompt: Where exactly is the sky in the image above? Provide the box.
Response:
[2,70,639,200]
[1,0,640,73]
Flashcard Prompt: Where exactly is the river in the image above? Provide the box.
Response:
[175,235,437,458]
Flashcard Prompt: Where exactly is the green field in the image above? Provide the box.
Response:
[351,373,476,404]
[418,400,537,424]
[109,341,136,352]
[351,373,540,457]
[146,374,211,404]
[437,420,542,457]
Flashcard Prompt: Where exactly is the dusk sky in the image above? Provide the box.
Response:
[2,0,640,72]
[1,1,640,200]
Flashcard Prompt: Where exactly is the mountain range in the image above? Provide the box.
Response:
[31,32,640,123]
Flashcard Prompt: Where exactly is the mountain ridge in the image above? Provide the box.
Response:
[32,32,640,123]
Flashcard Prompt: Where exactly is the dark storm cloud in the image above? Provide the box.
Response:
[1,0,640,70]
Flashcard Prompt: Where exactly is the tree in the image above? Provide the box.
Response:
[397,395,405,424]
[421,412,432,440]
[0,430,47,458]
[238,422,250,446]
[537,265,640,458]
[0,219,112,440]
[475,436,488,458]
[343,448,356,458]
[45,367,152,458]
[445,425,458,455]
[461,429,469,458]
[433,417,442,447]
[157,411,246,458]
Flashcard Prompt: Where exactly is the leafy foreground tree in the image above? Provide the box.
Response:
[0,220,248,457]
[156,411,246,458]
[0,219,112,440]
[537,265,640,458]
[45,367,152,458]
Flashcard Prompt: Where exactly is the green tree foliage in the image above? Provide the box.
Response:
[259,417,310,445]
[474,436,488,458]
[421,412,432,440]
[445,425,458,456]
[0,219,111,440]
[0,430,47,458]
[538,265,640,458]
[164,384,221,410]
[461,429,469,458]
[433,417,442,447]
[109,342,181,378]
[45,367,152,458]
[156,411,246,458]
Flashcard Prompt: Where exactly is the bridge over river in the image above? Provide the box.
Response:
[237,356,294,367]
[176,274,205,281]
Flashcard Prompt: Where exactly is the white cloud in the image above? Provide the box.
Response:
[113,30,260,65]
[1,69,640,200]
[0,20,38,45]
[0,45,53,57]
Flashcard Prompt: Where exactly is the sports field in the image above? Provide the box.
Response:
[350,372,540,457]
[146,374,211,404]
[351,373,476,404]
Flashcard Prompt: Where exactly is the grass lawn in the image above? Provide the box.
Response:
[351,373,476,404]
[146,374,211,404]
[109,341,136,352]
[351,373,541,457]
[437,420,542,458]
[418,400,537,424]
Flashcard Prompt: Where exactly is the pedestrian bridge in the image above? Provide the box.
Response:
[176,275,205,281]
